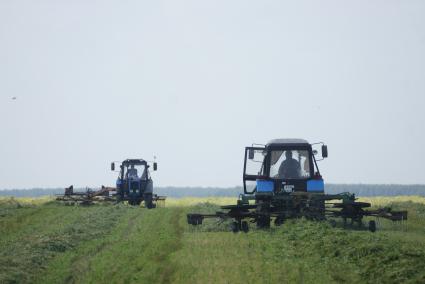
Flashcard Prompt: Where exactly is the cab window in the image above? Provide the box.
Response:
[269,150,311,179]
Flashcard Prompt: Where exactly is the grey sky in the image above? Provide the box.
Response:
[1,0,424,189]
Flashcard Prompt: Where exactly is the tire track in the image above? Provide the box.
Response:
[156,208,184,284]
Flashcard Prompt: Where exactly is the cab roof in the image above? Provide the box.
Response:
[266,138,310,147]
[122,159,147,165]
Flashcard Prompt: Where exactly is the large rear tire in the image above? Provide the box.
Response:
[144,193,154,209]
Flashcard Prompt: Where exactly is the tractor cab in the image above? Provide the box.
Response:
[111,159,158,207]
[244,139,328,197]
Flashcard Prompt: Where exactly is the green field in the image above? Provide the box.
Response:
[1,196,424,283]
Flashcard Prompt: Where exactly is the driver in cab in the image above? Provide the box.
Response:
[127,165,139,179]
[278,150,301,179]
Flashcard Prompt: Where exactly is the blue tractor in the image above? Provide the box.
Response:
[111,159,159,207]
[187,139,407,232]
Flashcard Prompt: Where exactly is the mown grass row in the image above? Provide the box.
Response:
[0,198,186,284]
[37,207,184,283]
[174,199,425,284]
[0,201,130,283]
[0,197,424,283]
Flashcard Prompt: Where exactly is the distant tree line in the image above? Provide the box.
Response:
[0,184,424,198]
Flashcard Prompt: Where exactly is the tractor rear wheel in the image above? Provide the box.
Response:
[144,193,155,209]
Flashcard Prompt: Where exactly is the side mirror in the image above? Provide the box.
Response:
[111,162,115,171]
[153,162,158,171]
[248,149,255,160]
[322,145,328,158]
